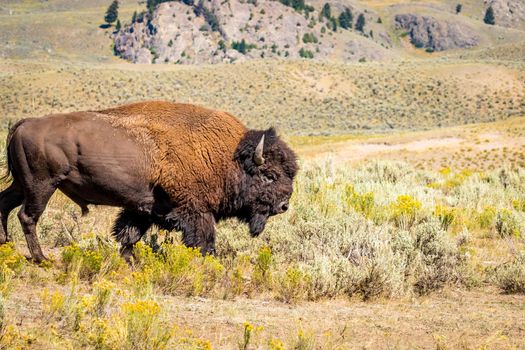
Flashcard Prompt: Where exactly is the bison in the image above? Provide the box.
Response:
[0,101,298,263]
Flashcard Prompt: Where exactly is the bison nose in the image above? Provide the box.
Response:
[279,201,289,213]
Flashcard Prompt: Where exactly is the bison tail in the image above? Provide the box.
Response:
[0,119,26,185]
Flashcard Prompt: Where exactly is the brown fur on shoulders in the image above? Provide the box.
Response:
[96,101,248,210]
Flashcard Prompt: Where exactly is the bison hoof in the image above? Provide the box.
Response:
[25,254,49,265]
[120,245,136,265]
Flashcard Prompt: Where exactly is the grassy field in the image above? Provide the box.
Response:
[1,0,525,348]
[0,119,525,348]
[1,58,524,135]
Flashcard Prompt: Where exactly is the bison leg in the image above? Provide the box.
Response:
[113,209,152,263]
[0,182,24,244]
[17,183,55,263]
[180,212,216,256]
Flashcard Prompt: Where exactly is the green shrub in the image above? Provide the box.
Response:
[61,241,125,281]
[495,209,521,238]
[434,205,456,231]
[0,243,25,272]
[275,266,311,303]
[495,254,525,294]
[302,33,318,44]
[390,195,422,229]
[345,185,375,218]
[477,206,497,230]
[412,222,462,295]
[253,246,273,289]
[512,199,525,212]
[133,243,224,297]
[299,48,314,59]
[112,300,172,350]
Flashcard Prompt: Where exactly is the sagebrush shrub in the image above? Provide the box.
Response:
[61,239,125,281]
[133,243,224,297]
[412,222,462,295]
[495,209,521,238]
[495,254,525,294]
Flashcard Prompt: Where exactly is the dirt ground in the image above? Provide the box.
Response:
[124,289,525,348]
[296,117,525,171]
[7,282,524,349]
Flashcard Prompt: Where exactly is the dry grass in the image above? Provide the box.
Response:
[1,58,524,135]
[1,155,525,348]
[295,116,525,171]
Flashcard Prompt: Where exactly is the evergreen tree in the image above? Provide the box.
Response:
[355,13,365,32]
[131,11,137,23]
[484,6,495,25]
[455,4,462,14]
[291,0,305,12]
[232,39,247,54]
[104,0,119,25]
[338,11,349,29]
[115,19,121,31]
[330,16,337,31]
[338,7,353,30]
[147,0,157,14]
[320,3,331,21]
[203,7,220,32]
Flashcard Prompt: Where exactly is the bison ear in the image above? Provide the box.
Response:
[253,134,265,166]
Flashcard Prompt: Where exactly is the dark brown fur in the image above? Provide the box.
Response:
[0,101,297,262]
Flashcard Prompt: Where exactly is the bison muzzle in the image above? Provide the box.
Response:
[0,101,298,263]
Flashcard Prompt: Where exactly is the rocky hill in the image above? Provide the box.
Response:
[112,0,525,64]
[114,0,394,64]
[395,14,479,52]
[487,0,525,30]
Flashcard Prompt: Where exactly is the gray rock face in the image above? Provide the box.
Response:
[486,0,525,29]
[114,0,391,64]
[395,14,479,51]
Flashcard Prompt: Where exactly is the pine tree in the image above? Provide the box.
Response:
[320,3,331,21]
[330,16,337,31]
[484,6,495,25]
[338,11,349,29]
[115,19,121,31]
[104,0,119,25]
[131,11,137,23]
[147,0,157,14]
[338,7,353,30]
[355,13,365,32]
[455,4,462,14]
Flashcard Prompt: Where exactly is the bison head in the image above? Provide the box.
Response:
[235,128,298,236]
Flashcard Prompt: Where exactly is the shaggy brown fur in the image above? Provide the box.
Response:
[98,101,247,212]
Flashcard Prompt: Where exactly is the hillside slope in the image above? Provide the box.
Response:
[114,0,395,64]
[1,58,524,134]
[112,0,525,64]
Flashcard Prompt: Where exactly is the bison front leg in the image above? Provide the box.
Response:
[180,212,216,256]
[112,210,152,263]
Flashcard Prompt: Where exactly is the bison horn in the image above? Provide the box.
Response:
[254,134,265,166]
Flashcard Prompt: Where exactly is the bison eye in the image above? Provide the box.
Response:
[261,174,275,184]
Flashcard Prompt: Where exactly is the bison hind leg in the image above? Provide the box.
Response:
[0,182,24,244]
[112,210,152,263]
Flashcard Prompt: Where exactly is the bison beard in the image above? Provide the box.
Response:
[249,213,269,237]
[0,101,298,263]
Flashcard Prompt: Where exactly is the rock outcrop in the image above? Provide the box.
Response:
[486,0,525,30]
[395,14,479,51]
[114,0,392,64]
